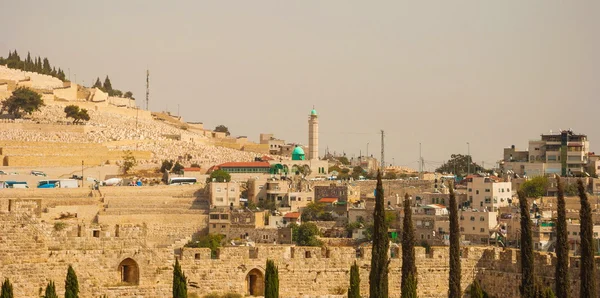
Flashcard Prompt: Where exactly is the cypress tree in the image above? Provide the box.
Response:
[577,179,596,298]
[93,77,102,89]
[554,177,569,298]
[448,182,461,297]
[103,76,113,93]
[264,259,279,298]
[369,171,389,298]
[42,58,51,75]
[65,265,79,298]
[172,258,187,298]
[401,192,417,298]
[518,190,534,298]
[44,280,58,298]
[0,278,13,298]
[348,261,360,298]
[469,280,484,298]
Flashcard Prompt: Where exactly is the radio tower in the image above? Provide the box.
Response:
[145,69,150,110]
[380,130,385,171]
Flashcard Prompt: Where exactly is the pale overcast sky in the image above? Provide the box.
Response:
[1,1,599,170]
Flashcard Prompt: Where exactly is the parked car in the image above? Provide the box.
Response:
[31,171,47,176]
[0,170,6,175]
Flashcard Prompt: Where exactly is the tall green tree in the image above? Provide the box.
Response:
[42,57,51,75]
[401,192,417,298]
[65,265,79,298]
[434,154,485,177]
[264,259,279,298]
[448,182,461,298]
[1,87,44,118]
[0,278,13,298]
[214,124,230,136]
[518,190,534,298]
[44,280,58,298]
[92,77,102,89]
[348,261,361,298]
[172,258,187,298]
[103,76,113,93]
[578,179,596,298]
[469,280,484,298]
[520,176,549,198]
[554,177,569,298]
[369,171,389,298]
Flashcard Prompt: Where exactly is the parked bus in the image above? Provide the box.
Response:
[1,181,29,188]
[168,177,197,185]
[37,179,79,188]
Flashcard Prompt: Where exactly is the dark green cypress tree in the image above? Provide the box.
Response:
[0,278,13,298]
[65,265,79,298]
[554,177,569,298]
[103,76,113,94]
[369,171,389,298]
[401,192,417,298]
[577,179,596,298]
[92,77,102,89]
[469,280,483,298]
[42,58,51,75]
[44,280,58,298]
[172,258,187,298]
[448,182,461,297]
[348,261,360,298]
[518,190,534,298]
[264,259,279,298]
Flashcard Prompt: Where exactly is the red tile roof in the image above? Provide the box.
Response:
[217,162,271,168]
[319,198,338,203]
[261,155,274,161]
[283,212,301,219]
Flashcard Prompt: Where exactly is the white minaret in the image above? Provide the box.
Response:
[308,108,319,160]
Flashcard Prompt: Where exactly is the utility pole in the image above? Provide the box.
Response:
[467,142,471,176]
[145,69,150,111]
[81,160,84,188]
[380,130,385,171]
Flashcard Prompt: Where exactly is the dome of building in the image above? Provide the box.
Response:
[291,146,306,160]
[311,109,317,116]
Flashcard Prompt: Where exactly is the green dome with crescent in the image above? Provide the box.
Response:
[292,146,306,160]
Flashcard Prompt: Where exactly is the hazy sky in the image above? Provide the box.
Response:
[1,1,599,171]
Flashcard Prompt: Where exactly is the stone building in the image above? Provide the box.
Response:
[314,183,360,203]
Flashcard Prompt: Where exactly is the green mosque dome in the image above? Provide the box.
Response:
[291,146,306,160]
[311,109,317,116]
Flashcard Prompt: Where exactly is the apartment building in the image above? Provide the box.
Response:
[467,177,512,211]
[209,182,241,208]
[501,129,591,177]
[459,210,498,244]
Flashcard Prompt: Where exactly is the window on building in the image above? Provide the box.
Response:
[230,187,235,192]
[220,214,229,220]
[93,230,100,238]
[480,228,485,232]
[421,234,424,239]
[460,227,464,232]
[210,214,219,220]
[480,216,485,221]
[468,188,472,192]
[212,224,216,228]
[216,197,224,202]
[221,225,226,229]
[480,202,483,207]
[262,235,269,240]
[470,216,475,221]
[485,189,490,192]
[216,187,221,192]
[441,199,445,204]
[476,190,479,194]
[460,216,464,220]
[485,197,491,204]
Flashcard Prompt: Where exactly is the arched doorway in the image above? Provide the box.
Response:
[245,268,264,296]
[118,258,140,285]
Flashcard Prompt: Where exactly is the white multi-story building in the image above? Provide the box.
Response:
[467,177,512,211]
[209,182,241,208]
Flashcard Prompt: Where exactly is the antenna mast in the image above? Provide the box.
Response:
[145,69,150,110]
[380,130,385,171]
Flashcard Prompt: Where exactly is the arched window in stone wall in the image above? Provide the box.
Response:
[245,268,264,296]
[118,258,140,285]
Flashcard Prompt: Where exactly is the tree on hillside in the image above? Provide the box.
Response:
[103,76,113,93]
[554,177,569,298]
[448,182,461,298]
[337,156,350,165]
[520,176,549,198]
[1,87,44,118]
[0,278,13,298]
[92,77,102,89]
[43,280,58,298]
[301,202,328,222]
[264,259,279,298]
[351,166,365,180]
[172,258,187,298]
[214,125,230,136]
[65,265,79,298]
[64,105,90,124]
[401,192,417,298]
[369,171,389,298]
[518,190,534,298]
[383,171,397,180]
[185,233,224,258]
[121,151,137,174]
[295,222,322,246]
[124,91,134,99]
[578,179,596,298]
[208,169,231,183]
[435,154,484,177]
[160,159,174,173]
[172,162,184,175]
[348,261,361,298]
